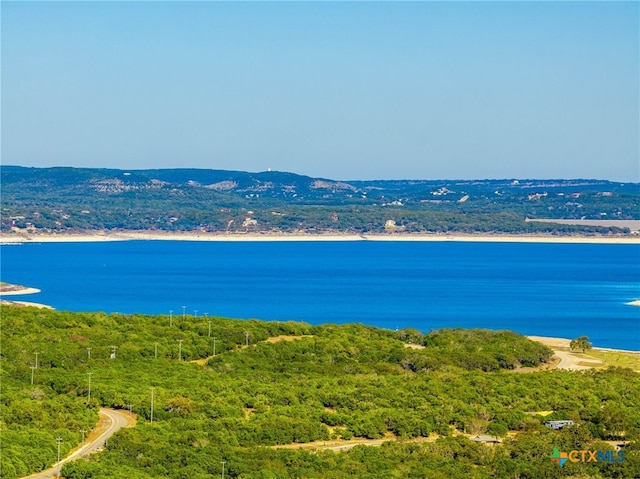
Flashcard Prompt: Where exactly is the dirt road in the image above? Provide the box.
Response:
[21,408,134,479]
[553,350,603,370]
[527,336,605,371]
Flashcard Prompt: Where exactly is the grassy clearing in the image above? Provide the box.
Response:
[264,334,314,343]
[583,349,640,371]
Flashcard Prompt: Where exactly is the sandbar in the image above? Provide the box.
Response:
[0,285,41,296]
[1,231,639,244]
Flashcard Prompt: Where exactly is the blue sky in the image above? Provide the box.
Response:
[2,1,638,181]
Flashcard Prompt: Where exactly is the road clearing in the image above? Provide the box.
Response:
[21,408,135,479]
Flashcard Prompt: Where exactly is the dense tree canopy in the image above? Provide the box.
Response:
[1,306,638,478]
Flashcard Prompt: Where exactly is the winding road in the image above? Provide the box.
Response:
[22,408,134,479]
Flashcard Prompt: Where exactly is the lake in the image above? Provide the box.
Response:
[1,240,639,350]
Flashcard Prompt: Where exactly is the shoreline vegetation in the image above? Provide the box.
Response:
[0,285,637,353]
[1,230,639,244]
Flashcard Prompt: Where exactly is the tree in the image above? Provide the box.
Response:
[570,336,592,353]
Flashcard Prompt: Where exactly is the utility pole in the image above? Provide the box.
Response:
[30,365,36,386]
[80,429,86,450]
[110,345,117,359]
[245,332,249,347]
[194,309,198,317]
[87,347,92,359]
[154,342,158,359]
[56,437,63,477]
[221,460,226,479]
[169,310,173,327]
[127,402,133,417]
[34,351,39,369]
[182,305,186,320]
[87,372,93,400]
[208,320,212,338]
[213,337,217,356]
[177,339,183,361]
[150,387,155,424]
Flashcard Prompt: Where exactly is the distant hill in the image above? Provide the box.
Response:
[1,166,638,235]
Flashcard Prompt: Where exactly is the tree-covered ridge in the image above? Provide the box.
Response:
[1,166,638,235]
[1,306,639,478]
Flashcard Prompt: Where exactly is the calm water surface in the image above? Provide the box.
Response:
[1,241,639,350]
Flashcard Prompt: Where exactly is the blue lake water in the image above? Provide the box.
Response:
[1,240,639,350]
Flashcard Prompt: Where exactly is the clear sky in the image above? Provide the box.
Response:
[2,1,638,181]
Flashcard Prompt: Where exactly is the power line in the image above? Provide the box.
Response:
[150,387,155,424]
[87,372,93,400]
[56,437,63,477]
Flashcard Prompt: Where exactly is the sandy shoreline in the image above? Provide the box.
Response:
[527,336,640,354]
[2,231,639,244]
[0,300,53,309]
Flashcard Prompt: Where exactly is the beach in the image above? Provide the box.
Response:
[1,231,639,244]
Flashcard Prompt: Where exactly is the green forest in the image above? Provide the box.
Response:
[2,166,638,236]
[1,306,639,478]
